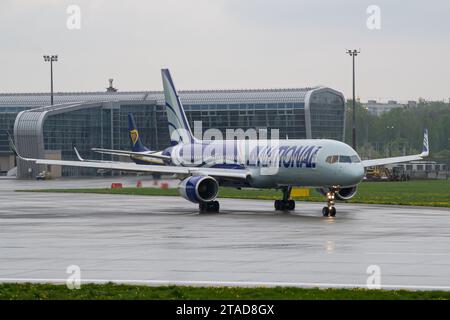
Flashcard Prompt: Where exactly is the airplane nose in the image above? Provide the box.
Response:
[345,164,364,185]
[354,164,365,182]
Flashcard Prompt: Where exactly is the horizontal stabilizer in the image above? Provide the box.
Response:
[91,148,171,160]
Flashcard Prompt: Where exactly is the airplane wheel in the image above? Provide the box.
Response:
[199,202,207,213]
[275,200,295,211]
[288,200,295,211]
[330,207,336,217]
[212,201,220,212]
[199,201,220,213]
[274,200,281,210]
[322,207,329,217]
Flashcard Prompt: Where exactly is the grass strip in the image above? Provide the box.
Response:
[1,283,450,300]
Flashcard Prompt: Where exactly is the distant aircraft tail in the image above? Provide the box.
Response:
[128,113,150,152]
[420,128,429,157]
[161,69,195,145]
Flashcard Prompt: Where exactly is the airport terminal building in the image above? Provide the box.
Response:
[0,87,345,178]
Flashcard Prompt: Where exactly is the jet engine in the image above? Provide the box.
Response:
[316,186,358,200]
[179,176,219,203]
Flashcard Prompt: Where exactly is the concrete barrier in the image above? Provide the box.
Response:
[160,182,169,189]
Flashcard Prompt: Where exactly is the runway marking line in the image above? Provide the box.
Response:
[1,278,450,291]
[366,252,450,256]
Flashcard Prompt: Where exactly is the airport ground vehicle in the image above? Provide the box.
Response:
[365,166,410,181]
[36,171,51,181]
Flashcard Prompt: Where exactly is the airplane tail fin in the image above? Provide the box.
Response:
[420,128,429,157]
[161,69,195,145]
[128,113,150,152]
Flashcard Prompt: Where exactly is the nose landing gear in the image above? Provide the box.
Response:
[274,186,296,211]
[322,187,338,217]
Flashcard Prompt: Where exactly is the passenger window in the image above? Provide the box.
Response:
[339,155,352,163]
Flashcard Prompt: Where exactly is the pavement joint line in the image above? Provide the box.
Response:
[1,278,450,291]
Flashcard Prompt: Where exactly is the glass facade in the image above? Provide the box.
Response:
[0,107,29,155]
[41,105,166,176]
[184,103,306,140]
[310,91,345,139]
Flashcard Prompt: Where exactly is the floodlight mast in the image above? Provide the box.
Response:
[43,55,58,105]
[346,49,360,151]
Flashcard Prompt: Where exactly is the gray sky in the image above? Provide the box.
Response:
[1,0,449,101]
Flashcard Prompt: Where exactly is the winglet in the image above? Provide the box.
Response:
[73,145,85,161]
[8,132,33,161]
[420,128,429,157]
[7,132,20,158]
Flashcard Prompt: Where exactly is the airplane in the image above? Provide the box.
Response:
[9,69,430,217]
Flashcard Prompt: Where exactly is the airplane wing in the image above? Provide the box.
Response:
[10,139,250,180]
[91,147,171,160]
[361,129,429,168]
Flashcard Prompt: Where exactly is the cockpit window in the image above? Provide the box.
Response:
[350,155,361,163]
[326,155,339,164]
[327,155,360,164]
[339,155,352,163]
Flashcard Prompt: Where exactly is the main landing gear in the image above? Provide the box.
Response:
[322,187,338,217]
[274,186,295,211]
[199,200,220,213]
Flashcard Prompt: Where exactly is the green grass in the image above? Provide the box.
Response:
[1,283,450,300]
[18,180,450,207]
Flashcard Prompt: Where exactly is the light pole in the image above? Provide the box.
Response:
[386,125,394,157]
[43,55,58,105]
[346,49,360,151]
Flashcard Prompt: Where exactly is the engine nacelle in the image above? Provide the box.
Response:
[178,176,219,203]
[316,186,358,200]
[335,186,358,200]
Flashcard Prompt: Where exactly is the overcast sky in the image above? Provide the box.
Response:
[1,0,449,101]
